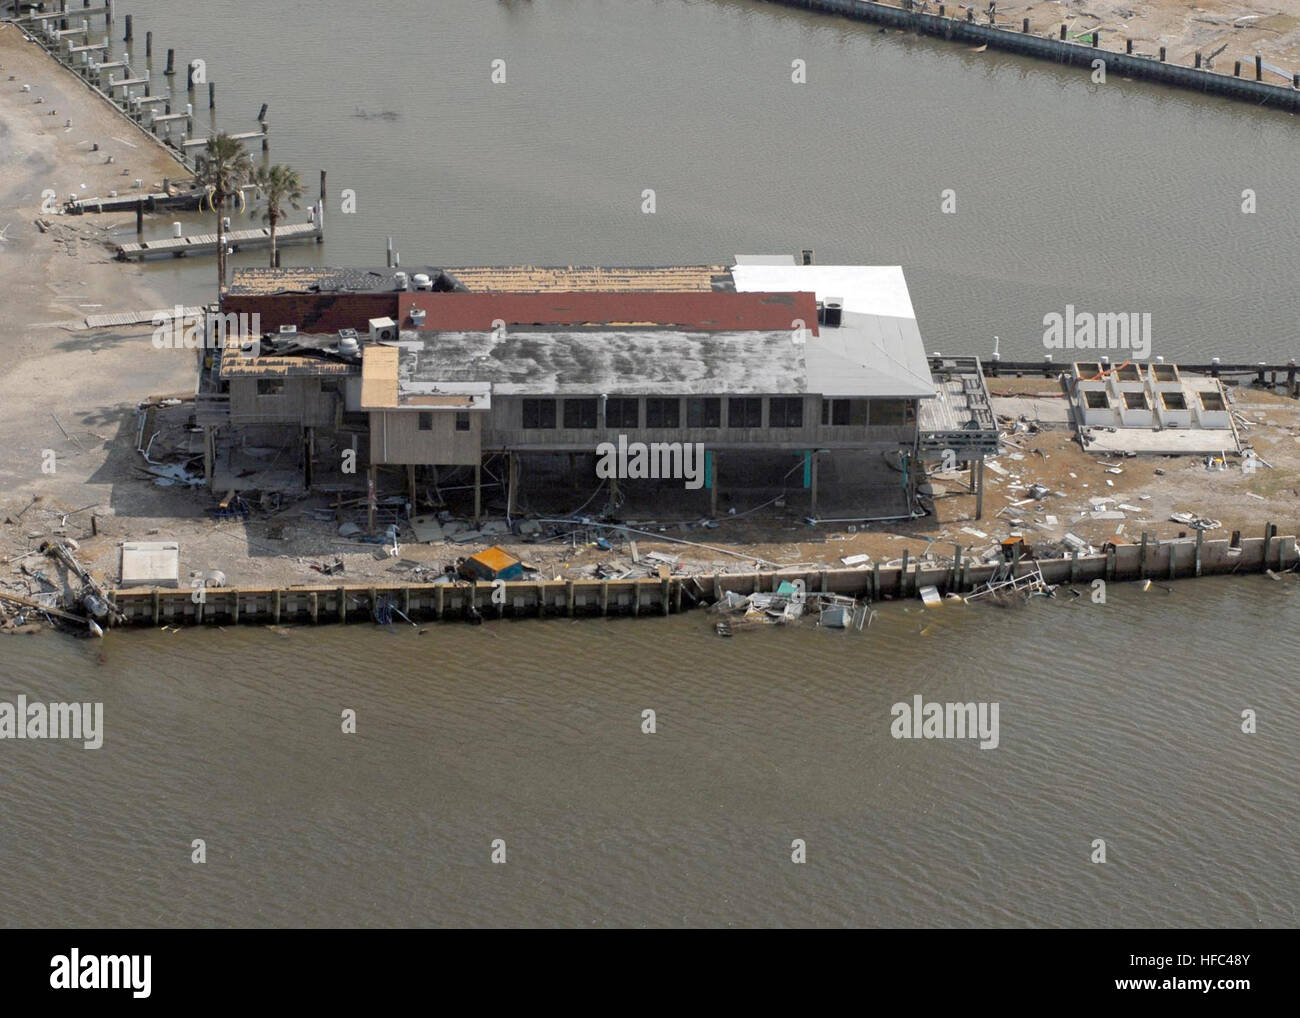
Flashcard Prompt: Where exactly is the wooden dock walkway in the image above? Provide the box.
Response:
[115,219,323,261]
[83,306,203,329]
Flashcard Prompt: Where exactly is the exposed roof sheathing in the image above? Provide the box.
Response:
[401,291,818,333]
[444,265,731,293]
[360,345,400,408]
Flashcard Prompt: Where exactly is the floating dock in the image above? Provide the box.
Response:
[102,527,1293,627]
[115,218,323,261]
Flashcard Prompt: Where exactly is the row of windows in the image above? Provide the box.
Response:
[518,397,914,430]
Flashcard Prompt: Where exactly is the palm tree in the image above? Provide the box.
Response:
[253,164,304,269]
[195,133,253,295]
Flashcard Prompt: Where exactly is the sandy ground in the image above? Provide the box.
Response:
[905,0,1300,73]
[1,20,1298,621]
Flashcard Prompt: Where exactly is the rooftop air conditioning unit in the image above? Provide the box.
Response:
[409,308,427,327]
[412,273,433,291]
[394,271,409,291]
[368,317,397,343]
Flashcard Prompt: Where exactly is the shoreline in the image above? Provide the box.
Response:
[764,0,1300,111]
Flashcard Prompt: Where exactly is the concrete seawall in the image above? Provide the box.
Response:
[764,0,1300,111]
[104,529,1293,626]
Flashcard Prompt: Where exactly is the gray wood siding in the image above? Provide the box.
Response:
[369,410,482,465]
[229,377,341,428]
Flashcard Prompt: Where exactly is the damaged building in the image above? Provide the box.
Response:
[195,256,998,526]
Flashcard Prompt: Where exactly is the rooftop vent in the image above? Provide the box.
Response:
[823,299,843,328]
[409,307,427,327]
[412,273,433,291]
[338,328,360,357]
[368,317,397,343]
[279,324,297,335]
[394,271,409,291]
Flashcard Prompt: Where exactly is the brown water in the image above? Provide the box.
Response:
[2,0,1298,927]
[2,579,1297,927]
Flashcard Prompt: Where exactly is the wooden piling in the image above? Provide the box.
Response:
[164,48,174,75]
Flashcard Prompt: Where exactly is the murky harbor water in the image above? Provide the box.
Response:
[2,0,1298,926]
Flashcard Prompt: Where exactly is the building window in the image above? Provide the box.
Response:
[563,398,598,429]
[320,379,341,395]
[821,398,850,426]
[605,397,639,429]
[867,400,909,426]
[728,397,762,428]
[522,398,556,429]
[645,398,680,429]
[256,379,284,396]
[687,397,720,429]
[418,412,433,431]
[769,397,803,428]
[455,412,471,431]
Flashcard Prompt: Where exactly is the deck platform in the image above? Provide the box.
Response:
[115,220,322,261]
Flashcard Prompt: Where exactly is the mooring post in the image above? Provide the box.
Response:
[208,80,215,110]
[145,30,152,58]
[1256,55,1263,81]
[319,168,326,202]
[135,197,143,236]
[1159,46,1166,61]
[952,543,962,593]
[104,0,111,27]
[900,550,909,596]
[1059,25,1066,40]
[1263,522,1275,571]
[1139,531,1149,578]
[1022,17,1028,32]
[338,586,347,623]
[1106,544,1116,580]
[1194,528,1203,577]
[1195,51,1202,69]
[164,48,175,75]
[1235,60,1242,78]
[1070,548,1079,583]
[1168,539,1177,581]
[1126,39,1132,55]
[123,13,131,42]
[873,562,881,599]
[1091,31,1098,47]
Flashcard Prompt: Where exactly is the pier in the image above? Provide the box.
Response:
[115,217,323,261]
[103,527,1292,627]
[7,5,273,174]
